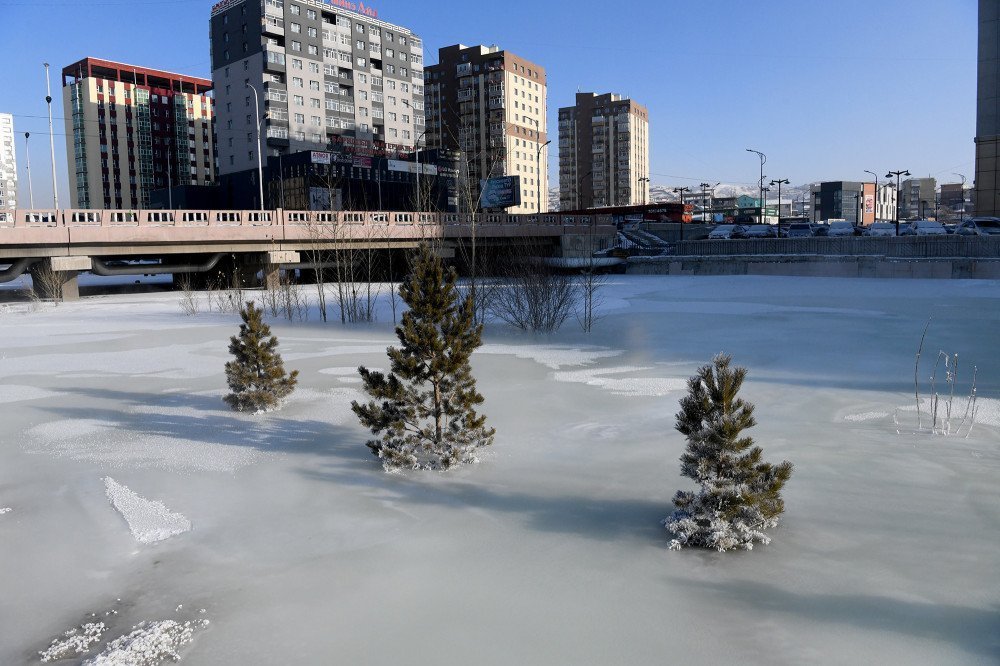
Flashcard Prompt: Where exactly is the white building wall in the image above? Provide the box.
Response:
[0,113,17,211]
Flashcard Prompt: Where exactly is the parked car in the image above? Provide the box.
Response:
[708,224,740,239]
[744,224,777,238]
[956,217,1000,236]
[786,222,814,238]
[826,220,856,237]
[811,223,830,237]
[863,222,897,237]
[906,220,947,236]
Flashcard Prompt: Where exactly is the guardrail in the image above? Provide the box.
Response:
[675,237,1000,259]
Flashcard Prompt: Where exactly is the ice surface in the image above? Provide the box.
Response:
[0,385,62,403]
[104,477,191,544]
[39,621,107,662]
[0,507,11,515]
[1,276,998,665]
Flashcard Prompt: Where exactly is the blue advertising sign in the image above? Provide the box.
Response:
[480,176,522,209]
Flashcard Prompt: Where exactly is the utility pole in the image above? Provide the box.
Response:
[639,176,650,206]
[700,181,720,224]
[44,63,59,209]
[536,138,551,214]
[953,172,966,224]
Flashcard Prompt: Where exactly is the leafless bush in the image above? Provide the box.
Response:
[576,267,607,333]
[279,273,309,322]
[177,275,200,316]
[490,255,576,333]
[31,262,65,305]
[907,319,980,438]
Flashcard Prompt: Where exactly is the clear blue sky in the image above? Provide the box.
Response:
[0,0,979,207]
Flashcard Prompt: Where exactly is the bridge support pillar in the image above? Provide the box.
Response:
[30,256,92,301]
[259,251,299,290]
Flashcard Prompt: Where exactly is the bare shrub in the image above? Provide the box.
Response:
[490,252,576,333]
[177,275,200,316]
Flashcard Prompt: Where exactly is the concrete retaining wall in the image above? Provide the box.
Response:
[628,255,1000,279]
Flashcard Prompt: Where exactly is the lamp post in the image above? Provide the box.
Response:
[886,169,910,235]
[578,170,593,210]
[699,181,719,224]
[44,63,59,209]
[24,132,34,208]
[952,172,967,224]
[769,178,789,229]
[246,82,265,211]
[536,139,551,214]
[761,186,771,224]
[746,148,766,223]
[673,186,690,241]
[639,176,650,206]
[863,170,879,223]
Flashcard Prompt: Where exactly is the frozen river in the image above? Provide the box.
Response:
[1,275,998,664]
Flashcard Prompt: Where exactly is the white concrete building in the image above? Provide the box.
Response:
[0,113,17,211]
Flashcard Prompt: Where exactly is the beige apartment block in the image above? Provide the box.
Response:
[62,58,216,210]
[559,92,649,211]
[425,44,548,214]
[0,113,16,211]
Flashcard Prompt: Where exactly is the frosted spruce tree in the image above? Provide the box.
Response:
[224,301,299,413]
[352,244,495,470]
[665,354,793,552]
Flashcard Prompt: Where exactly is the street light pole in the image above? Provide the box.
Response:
[246,82,265,211]
[699,181,719,224]
[24,132,34,208]
[536,138,551,214]
[639,176,650,206]
[886,169,910,236]
[770,178,789,229]
[746,148,766,223]
[44,63,59,209]
[953,172,967,224]
[673,186,690,241]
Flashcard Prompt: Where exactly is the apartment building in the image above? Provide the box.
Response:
[0,113,16,211]
[210,0,425,182]
[424,44,548,214]
[558,92,648,210]
[900,177,937,219]
[61,58,216,210]
[810,181,878,225]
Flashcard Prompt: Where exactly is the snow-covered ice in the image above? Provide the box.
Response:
[104,477,191,544]
[1,276,998,665]
[39,622,107,662]
[83,619,208,665]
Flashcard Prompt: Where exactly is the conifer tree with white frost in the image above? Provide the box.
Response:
[352,244,495,470]
[224,301,299,413]
[665,354,793,552]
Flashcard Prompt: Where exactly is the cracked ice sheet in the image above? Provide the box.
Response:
[0,343,223,380]
[478,343,622,369]
[104,478,191,544]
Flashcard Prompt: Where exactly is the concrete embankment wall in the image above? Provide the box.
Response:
[628,256,1000,279]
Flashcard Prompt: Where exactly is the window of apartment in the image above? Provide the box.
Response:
[294,95,304,106]
[388,111,396,121]
[357,57,366,67]
[294,112,305,123]
[225,66,230,78]
[400,82,409,93]
[386,48,394,58]
[306,8,316,19]
[308,45,318,55]
[307,26,317,38]
[294,131,305,141]
[309,81,320,91]
[292,58,303,69]
[292,76,304,87]
[355,23,364,32]
[310,98,320,108]
[290,22,301,33]
[290,3,300,14]
[356,72,368,84]
[290,41,302,52]
[359,107,369,117]
[386,64,395,74]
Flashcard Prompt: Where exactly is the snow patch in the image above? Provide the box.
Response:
[0,507,11,515]
[844,411,890,423]
[479,344,621,369]
[553,366,687,396]
[104,477,191,544]
[972,397,1000,428]
[40,622,107,662]
[83,619,208,666]
[0,385,61,404]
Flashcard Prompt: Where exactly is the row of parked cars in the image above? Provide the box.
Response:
[707,218,1000,239]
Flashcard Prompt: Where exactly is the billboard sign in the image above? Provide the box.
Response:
[864,195,875,214]
[388,159,438,176]
[480,176,522,209]
[310,151,332,165]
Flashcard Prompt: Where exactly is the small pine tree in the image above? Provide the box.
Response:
[352,244,495,470]
[665,354,793,552]
[224,301,299,413]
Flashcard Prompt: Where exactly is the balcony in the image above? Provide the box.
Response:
[457,88,474,102]
[262,16,284,36]
[488,97,504,110]
[486,71,503,84]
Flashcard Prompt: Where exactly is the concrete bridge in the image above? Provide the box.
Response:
[0,208,615,299]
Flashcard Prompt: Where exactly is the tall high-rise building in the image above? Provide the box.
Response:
[976,0,999,216]
[558,92,648,211]
[424,44,548,214]
[61,58,216,210]
[210,0,426,184]
[0,113,16,211]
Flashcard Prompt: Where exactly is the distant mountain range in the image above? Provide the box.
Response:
[547,183,813,212]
